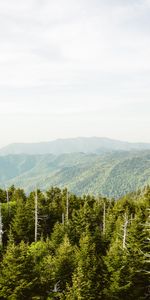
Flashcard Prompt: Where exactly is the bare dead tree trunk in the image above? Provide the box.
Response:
[103,201,106,235]
[0,202,3,247]
[66,190,69,224]
[130,213,133,224]
[62,213,65,225]
[6,189,10,216]
[123,212,128,250]
[35,190,38,242]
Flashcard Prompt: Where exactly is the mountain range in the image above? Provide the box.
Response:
[0,137,150,155]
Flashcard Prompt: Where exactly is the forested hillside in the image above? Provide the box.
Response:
[0,151,150,198]
[0,185,149,299]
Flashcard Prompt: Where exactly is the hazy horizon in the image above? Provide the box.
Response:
[1,136,150,149]
[0,0,150,147]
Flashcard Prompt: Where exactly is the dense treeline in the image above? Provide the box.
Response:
[0,185,149,299]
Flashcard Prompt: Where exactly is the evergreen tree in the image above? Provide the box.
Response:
[66,231,104,300]
[12,198,28,242]
[53,235,76,292]
[0,239,36,299]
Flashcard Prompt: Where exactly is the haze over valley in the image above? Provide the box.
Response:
[0,137,149,198]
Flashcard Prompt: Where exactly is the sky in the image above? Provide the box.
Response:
[0,0,150,147]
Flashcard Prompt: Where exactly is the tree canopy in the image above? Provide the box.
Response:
[0,185,149,299]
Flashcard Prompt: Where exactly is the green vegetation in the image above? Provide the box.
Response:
[0,151,150,198]
[0,185,149,299]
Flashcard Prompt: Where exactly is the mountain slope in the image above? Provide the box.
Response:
[0,151,150,198]
[0,137,150,155]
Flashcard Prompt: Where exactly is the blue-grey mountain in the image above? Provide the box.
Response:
[0,137,150,155]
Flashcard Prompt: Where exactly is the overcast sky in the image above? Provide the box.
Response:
[0,0,150,147]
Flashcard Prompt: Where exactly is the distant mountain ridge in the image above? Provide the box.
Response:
[0,137,150,155]
[0,150,150,198]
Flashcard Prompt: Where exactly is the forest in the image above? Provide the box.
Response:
[0,150,150,198]
[0,185,149,299]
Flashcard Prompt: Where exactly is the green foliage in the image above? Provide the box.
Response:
[0,240,36,299]
[65,231,104,300]
[0,185,149,299]
[0,151,150,198]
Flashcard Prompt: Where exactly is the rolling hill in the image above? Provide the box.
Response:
[0,150,150,198]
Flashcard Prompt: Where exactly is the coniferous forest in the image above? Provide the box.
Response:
[0,185,149,299]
